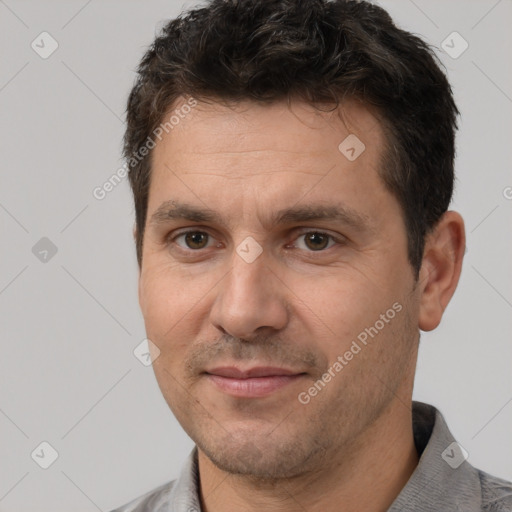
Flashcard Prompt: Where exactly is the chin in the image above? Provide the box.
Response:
[197,430,325,480]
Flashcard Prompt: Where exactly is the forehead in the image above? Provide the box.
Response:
[152,97,385,174]
[147,97,393,228]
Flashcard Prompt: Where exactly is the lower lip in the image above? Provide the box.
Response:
[205,374,304,398]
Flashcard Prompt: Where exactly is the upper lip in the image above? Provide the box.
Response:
[205,366,304,379]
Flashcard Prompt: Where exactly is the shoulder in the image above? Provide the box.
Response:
[479,470,512,512]
[109,479,176,512]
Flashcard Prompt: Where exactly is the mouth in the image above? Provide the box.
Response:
[203,366,307,398]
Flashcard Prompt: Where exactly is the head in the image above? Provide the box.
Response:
[125,0,465,479]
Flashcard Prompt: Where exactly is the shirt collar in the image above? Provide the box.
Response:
[388,401,482,511]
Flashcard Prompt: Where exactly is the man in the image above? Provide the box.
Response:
[112,0,512,510]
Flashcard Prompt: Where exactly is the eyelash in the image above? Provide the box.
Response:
[167,229,345,254]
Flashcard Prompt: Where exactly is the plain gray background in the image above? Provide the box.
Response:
[1,0,511,510]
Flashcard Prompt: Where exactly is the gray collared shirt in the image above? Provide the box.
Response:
[111,402,512,511]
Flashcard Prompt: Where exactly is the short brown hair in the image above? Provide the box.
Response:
[124,0,458,276]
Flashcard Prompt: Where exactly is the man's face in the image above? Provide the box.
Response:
[139,98,421,479]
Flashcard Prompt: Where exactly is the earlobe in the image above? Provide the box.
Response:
[418,211,466,332]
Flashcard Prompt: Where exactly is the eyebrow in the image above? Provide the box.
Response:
[149,200,372,231]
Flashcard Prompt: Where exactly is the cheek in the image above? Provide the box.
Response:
[291,270,404,354]
[139,263,218,354]
[139,265,191,339]
[140,273,174,328]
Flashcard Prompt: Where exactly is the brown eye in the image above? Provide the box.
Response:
[303,232,331,251]
[184,232,209,249]
[181,231,210,249]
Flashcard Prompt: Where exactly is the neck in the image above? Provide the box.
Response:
[197,398,419,512]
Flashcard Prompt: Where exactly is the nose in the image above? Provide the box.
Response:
[209,248,289,340]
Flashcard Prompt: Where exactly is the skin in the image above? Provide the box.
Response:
[137,97,466,512]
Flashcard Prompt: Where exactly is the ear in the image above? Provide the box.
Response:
[418,211,466,332]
